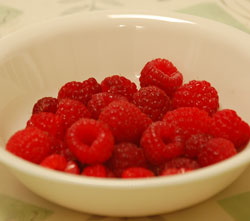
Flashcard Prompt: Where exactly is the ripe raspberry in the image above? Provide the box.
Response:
[6,127,52,164]
[163,157,200,170]
[198,138,237,166]
[66,118,114,164]
[58,78,101,105]
[139,58,183,96]
[163,107,212,140]
[82,164,107,178]
[132,86,172,121]
[172,80,219,115]
[40,154,67,171]
[99,100,152,143]
[32,97,58,114]
[101,75,137,101]
[185,133,213,158]
[161,168,192,176]
[108,142,147,177]
[82,77,102,104]
[210,109,250,149]
[122,167,154,178]
[27,112,64,139]
[140,121,184,165]
[56,99,91,129]
[87,92,127,119]
[64,161,80,174]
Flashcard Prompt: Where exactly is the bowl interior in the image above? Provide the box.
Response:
[0,11,250,175]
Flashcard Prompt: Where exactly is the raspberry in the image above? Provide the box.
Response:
[99,100,152,143]
[122,167,154,178]
[198,138,237,166]
[32,97,58,114]
[87,92,127,119]
[101,75,138,101]
[58,81,85,103]
[163,157,200,170]
[27,112,64,139]
[64,161,80,174]
[161,168,192,176]
[82,164,107,178]
[108,142,147,177]
[172,80,219,115]
[210,109,250,149]
[132,86,172,121]
[66,118,114,164]
[40,154,67,171]
[56,99,91,129]
[163,107,212,140]
[185,133,213,158]
[58,78,101,105]
[82,78,102,104]
[6,127,52,164]
[139,58,183,96]
[140,121,184,165]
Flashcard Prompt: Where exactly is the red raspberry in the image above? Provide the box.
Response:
[82,77,102,104]
[58,78,101,105]
[132,86,172,121]
[185,133,213,158]
[210,109,250,149]
[172,80,219,115]
[140,121,184,165]
[32,97,58,114]
[99,100,152,143]
[139,58,183,96]
[87,92,127,119]
[40,154,67,171]
[58,81,85,103]
[56,99,91,129]
[66,118,114,164]
[198,138,237,166]
[163,157,200,170]
[6,127,52,164]
[108,142,147,177]
[163,107,212,140]
[64,161,80,174]
[122,167,154,178]
[27,112,64,139]
[161,168,192,176]
[101,75,138,101]
[82,164,107,178]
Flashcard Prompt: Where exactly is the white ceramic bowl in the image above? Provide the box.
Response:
[0,11,250,217]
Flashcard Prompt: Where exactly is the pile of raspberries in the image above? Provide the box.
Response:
[6,58,250,178]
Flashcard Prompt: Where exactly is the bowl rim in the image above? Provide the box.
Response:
[0,10,250,188]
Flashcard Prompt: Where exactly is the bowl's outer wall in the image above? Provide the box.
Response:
[11,165,247,216]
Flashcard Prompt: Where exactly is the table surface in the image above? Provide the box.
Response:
[0,0,250,220]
